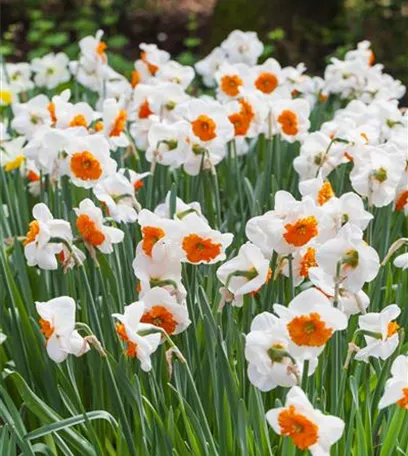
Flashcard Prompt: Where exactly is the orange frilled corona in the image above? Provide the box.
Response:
[287,312,333,347]
[131,70,141,88]
[255,72,278,94]
[317,181,334,206]
[48,102,57,124]
[116,323,137,358]
[96,41,108,62]
[277,110,299,136]
[110,110,127,137]
[69,114,88,128]
[142,226,165,257]
[397,388,408,409]
[191,115,217,142]
[138,100,153,119]
[396,190,408,212]
[141,51,159,76]
[27,170,40,182]
[278,405,319,450]
[387,321,400,338]
[220,74,243,97]
[182,234,222,263]
[283,216,318,247]
[229,112,250,136]
[228,99,255,136]
[141,306,177,335]
[76,214,105,246]
[39,318,54,340]
[70,151,103,181]
[299,247,318,278]
[24,220,40,246]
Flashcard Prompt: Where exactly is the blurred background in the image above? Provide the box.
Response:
[1,0,408,100]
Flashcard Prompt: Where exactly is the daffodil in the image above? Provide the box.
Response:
[113,301,162,371]
[379,355,408,410]
[36,296,89,363]
[266,386,345,455]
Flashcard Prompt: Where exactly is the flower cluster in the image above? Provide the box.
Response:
[1,28,407,455]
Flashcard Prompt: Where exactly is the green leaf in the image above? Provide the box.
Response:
[24,410,118,441]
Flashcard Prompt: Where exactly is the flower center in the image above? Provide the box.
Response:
[4,155,25,172]
[24,220,40,246]
[317,181,334,205]
[191,115,217,142]
[142,226,165,257]
[278,110,299,135]
[267,342,286,362]
[182,234,222,263]
[387,321,399,338]
[76,214,105,246]
[229,112,250,136]
[284,216,318,247]
[110,110,127,137]
[115,323,138,358]
[69,114,88,128]
[39,318,54,340]
[255,72,278,94]
[372,167,387,183]
[70,151,103,181]
[342,249,359,269]
[299,247,318,278]
[138,100,153,119]
[141,305,177,335]
[220,74,243,97]
[287,312,333,346]
[278,405,319,450]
